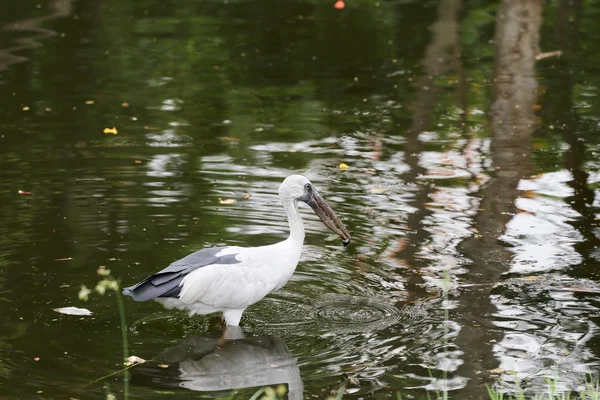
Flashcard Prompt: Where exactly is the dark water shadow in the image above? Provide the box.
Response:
[0,0,72,82]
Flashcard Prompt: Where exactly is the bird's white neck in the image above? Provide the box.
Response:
[282,198,305,244]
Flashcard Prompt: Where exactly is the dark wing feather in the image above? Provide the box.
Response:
[122,247,241,302]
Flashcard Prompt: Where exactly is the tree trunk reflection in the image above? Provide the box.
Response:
[456,0,542,396]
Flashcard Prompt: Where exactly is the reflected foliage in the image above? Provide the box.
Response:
[1,0,600,398]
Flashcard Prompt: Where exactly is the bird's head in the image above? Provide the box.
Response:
[279,174,351,246]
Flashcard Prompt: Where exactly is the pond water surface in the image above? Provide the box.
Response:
[1,0,600,399]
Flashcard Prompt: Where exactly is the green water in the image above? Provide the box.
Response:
[1,0,600,398]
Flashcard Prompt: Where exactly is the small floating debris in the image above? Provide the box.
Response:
[54,307,93,316]
[103,127,118,135]
[219,198,236,205]
[218,136,241,142]
[368,187,389,194]
[124,356,146,366]
[536,50,562,60]
[338,163,350,170]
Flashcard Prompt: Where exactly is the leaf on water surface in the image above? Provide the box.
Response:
[54,306,93,316]
[339,163,350,170]
[124,356,147,366]
[218,136,241,142]
[522,275,541,281]
[22,106,30,111]
[121,102,129,107]
[242,193,251,200]
[103,127,118,135]
[157,364,169,368]
[18,190,32,195]
[219,198,236,205]
[134,160,142,164]
[143,125,159,130]
[85,100,95,105]
[489,368,515,375]
[368,187,389,194]
[334,0,345,9]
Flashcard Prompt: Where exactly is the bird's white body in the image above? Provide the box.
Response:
[123,175,350,326]
[158,237,303,325]
[158,177,309,326]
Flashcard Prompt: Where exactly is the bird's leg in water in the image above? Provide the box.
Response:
[218,325,245,346]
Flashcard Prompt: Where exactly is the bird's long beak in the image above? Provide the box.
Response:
[305,187,351,246]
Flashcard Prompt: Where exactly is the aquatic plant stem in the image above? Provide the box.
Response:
[115,289,129,400]
[443,271,450,400]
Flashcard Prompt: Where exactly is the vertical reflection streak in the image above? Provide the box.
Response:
[455,0,543,396]
[398,0,463,296]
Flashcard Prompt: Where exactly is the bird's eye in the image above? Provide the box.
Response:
[304,183,310,189]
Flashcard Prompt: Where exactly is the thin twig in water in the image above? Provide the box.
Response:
[535,50,562,60]
[76,360,148,391]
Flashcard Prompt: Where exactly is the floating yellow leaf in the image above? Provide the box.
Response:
[134,160,142,164]
[219,198,236,205]
[242,193,251,200]
[157,364,169,369]
[523,275,540,281]
[121,102,129,107]
[339,163,350,170]
[85,100,95,105]
[103,127,118,134]
[22,106,30,111]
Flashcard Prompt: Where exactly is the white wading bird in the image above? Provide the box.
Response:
[123,175,351,326]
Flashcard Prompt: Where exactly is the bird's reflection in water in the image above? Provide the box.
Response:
[133,327,304,399]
